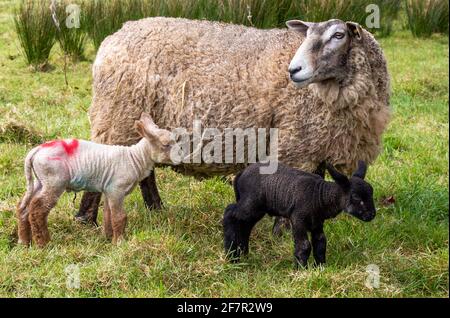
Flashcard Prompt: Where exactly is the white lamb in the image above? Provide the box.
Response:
[16,113,175,247]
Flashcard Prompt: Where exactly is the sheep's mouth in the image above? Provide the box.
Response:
[291,77,312,88]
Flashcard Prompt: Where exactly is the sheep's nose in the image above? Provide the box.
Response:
[289,66,302,76]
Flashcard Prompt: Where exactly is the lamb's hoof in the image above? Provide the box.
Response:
[113,236,125,246]
[74,214,98,227]
[34,236,50,248]
[313,262,326,271]
[295,262,308,270]
[17,238,31,246]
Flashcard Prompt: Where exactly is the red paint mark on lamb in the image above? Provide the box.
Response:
[41,139,79,156]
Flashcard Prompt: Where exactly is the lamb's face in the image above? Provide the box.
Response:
[286,19,363,88]
[135,113,176,164]
[345,177,376,222]
[149,129,176,164]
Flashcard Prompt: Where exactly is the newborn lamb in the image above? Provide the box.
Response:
[223,161,376,268]
[16,113,175,247]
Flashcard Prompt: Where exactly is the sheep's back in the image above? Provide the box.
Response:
[89,17,390,177]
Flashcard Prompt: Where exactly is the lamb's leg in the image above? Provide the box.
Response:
[17,181,42,245]
[272,216,291,237]
[139,170,163,210]
[311,225,327,266]
[28,188,63,247]
[223,202,264,261]
[292,223,311,269]
[106,195,127,245]
[103,199,113,240]
[75,192,101,226]
[313,162,326,179]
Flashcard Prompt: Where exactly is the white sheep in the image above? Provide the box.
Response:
[16,113,175,247]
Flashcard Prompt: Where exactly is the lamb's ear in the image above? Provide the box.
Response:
[134,120,146,138]
[140,112,159,129]
[326,163,350,191]
[286,20,313,34]
[346,22,364,41]
[352,160,367,179]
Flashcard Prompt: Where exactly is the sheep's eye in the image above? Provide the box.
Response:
[360,201,364,206]
[333,32,345,39]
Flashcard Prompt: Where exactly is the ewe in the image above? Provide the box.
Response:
[77,18,390,235]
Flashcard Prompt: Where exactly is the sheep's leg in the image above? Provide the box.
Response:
[292,223,311,269]
[223,202,264,261]
[75,192,101,226]
[103,198,113,240]
[28,188,63,247]
[311,225,327,266]
[17,181,42,245]
[106,195,127,245]
[139,170,163,210]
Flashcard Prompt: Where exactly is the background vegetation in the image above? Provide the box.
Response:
[12,0,449,67]
[0,0,448,297]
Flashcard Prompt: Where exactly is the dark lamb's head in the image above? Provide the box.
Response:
[286,19,364,88]
[326,161,376,222]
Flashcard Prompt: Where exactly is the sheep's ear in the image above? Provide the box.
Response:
[326,163,350,191]
[286,20,313,34]
[346,22,363,41]
[352,160,367,179]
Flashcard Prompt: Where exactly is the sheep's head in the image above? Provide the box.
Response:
[326,161,376,222]
[286,19,364,88]
[135,112,175,164]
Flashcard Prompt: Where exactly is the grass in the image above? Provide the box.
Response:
[405,0,449,37]
[13,0,56,71]
[0,0,448,297]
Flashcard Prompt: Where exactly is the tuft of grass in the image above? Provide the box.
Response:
[405,0,449,37]
[0,119,45,145]
[13,0,56,71]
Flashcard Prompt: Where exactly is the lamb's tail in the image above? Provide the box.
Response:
[233,170,243,202]
[18,147,40,211]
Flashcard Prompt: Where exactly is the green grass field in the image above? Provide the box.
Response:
[0,1,448,297]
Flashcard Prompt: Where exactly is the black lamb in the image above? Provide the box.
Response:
[223,161,376,268]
